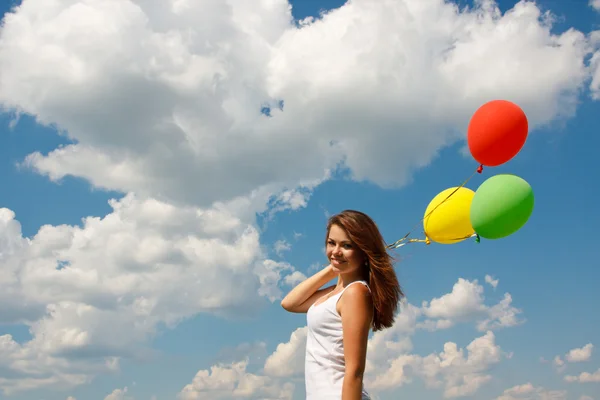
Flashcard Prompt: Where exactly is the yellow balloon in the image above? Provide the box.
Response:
[423,187,475,244]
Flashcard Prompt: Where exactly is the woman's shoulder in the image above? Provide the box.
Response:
[344,281,372,300]
[337,281,373,316]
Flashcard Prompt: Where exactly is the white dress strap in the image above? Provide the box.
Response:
[340,280,371,294]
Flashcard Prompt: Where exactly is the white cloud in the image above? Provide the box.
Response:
[273,239,292,257]
[271,0,593,187]
[254,260,289,301]
[198,278,518,399]
[104,387,132,400]
[307,262,323,273]
[590,0,600,12]
[553,343,594,370]
[178,328,306,399]
[420,278,524,332]
[264,327,307,377]
[496,382,567,400]
[422,278,487,321]
[485,275,499,289]
[367,301,421,367]
[589,31,600,99]
[0,195,303,395]
[0,0,330,209]
[178,359,294,400]
[565,368,600,383]
[566,343,594,363]
[0,0,595,210]
[477,293,524,331]
[283,271,307,287]
[369,331,503,398]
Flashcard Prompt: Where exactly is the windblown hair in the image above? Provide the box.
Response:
[326,210,403,331]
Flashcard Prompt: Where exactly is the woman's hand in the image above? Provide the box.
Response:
[280,264,337,313]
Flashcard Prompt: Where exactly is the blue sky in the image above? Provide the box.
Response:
[0,1,599,399]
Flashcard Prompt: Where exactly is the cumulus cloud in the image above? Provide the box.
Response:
[369,331,504,398]
[420,278,524,332]
[178,360,294,400]
[181,277,520,399]
[0,0,598,396]
[565,368,600,383]
[264,327,307,378]
[422,278,488,321]
[485,274,499,289]
[283,271,308,287]
[566,343,594,363]
[255,260,299,302]
[178,329,304,399]
[104,387,133,400]
[589,32,600,99]
[554,355,566,368]
[553,343,594,370]
[496,383,567,400]
[0,0,329,208]
[590,0,600,12]
[273,239,292,257]
[0,196,302,395]
[0,0,595,209]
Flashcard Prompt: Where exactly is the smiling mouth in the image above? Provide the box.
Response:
[331,259,346,264]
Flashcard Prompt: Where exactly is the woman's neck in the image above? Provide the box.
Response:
[337,271,365,288]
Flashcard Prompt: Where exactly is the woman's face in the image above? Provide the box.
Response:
[326,224,364,275]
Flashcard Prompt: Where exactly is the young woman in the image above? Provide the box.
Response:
[281,210,403,400]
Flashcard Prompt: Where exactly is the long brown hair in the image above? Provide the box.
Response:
[326,210,403,331]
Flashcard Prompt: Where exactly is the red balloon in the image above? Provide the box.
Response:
[467,100,528,167]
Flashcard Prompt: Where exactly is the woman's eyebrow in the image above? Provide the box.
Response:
[327,238,351,244]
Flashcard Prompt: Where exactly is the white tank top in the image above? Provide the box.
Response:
[305,280,371,400]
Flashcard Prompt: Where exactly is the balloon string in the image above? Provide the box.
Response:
[385,165,483,250]
[387,238,430,249]
[386,234,478,250]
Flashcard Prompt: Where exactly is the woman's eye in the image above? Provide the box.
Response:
[328,241,352,248]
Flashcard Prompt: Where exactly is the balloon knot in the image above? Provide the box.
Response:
[475,234,481,243]
[425,237,431,245]
[477,165,483,174]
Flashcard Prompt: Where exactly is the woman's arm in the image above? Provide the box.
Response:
[280,264,337,313]
[340,283,373,400]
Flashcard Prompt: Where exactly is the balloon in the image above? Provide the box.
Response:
[423,187,475,244]
[470,174,534,239]
[467,100,528,167]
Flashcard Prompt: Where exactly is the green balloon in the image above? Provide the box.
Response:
[470,174,534,239]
